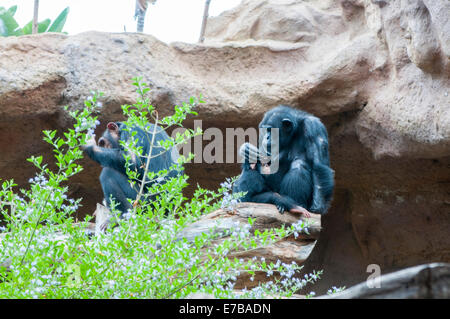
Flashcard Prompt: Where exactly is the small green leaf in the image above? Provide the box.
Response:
[38,18,51,33]
[21,20,32,35]
[48,7,69,32]
[57,138,65,148]
[7,5,17,17]
[0,9,21,36]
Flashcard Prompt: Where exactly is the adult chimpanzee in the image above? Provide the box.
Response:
[233,105,334,216]
[83,122,181,216]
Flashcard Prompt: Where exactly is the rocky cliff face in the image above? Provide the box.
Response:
[0,0,448,292]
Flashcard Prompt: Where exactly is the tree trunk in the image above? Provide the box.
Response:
[136,12,145,32]
[32,0,39,34]
[135,0,148,33]
[198,0,211,43]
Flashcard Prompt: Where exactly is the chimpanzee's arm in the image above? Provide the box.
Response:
[236,142,299,212]
[233,166,267,201]
[302,117,335,214]
[83,145,137,175]
[233,158,298,214]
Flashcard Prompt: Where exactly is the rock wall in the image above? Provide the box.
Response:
[0,0,449,292]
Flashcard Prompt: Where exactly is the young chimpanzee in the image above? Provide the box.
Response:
[235,142,313,216]
[83,122,181,216]
[233,105,334,217]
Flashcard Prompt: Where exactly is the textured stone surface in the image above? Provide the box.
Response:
[0,0,449,293]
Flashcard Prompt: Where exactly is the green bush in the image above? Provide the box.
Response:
[0,5,69,37]
[0,78,321,298]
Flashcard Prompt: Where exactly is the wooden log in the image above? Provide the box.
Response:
[179,202,321,242]
[94,203,111,236]
[321,263,450,299]
[0,202,321,290]
[177,202,321,289]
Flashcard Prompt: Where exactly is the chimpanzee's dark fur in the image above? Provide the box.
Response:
[83,122,180,215]
[233,105,334,215]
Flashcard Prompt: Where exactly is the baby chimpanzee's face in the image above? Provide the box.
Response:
[98,136,112,148]
[98,122,121,149]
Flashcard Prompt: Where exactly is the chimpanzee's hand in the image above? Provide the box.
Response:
[239,143,260,165]
[100,218,110,232]
[81,136,97,151]
[274,193,290,214]
[276,204,288,214]
[85,135,97,147]
[98,215,119,233]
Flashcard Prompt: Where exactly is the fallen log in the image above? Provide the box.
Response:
[176,202,321,288]
[321,263,450,299]
[0,202,321,289]
[93,202,321,288]
[178,202,321,241]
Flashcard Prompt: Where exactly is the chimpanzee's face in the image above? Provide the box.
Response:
[98,122,121,149]
[259,112,295,156]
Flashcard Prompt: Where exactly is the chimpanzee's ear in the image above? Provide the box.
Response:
[107,122,118,131]
[281,118,293,130]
